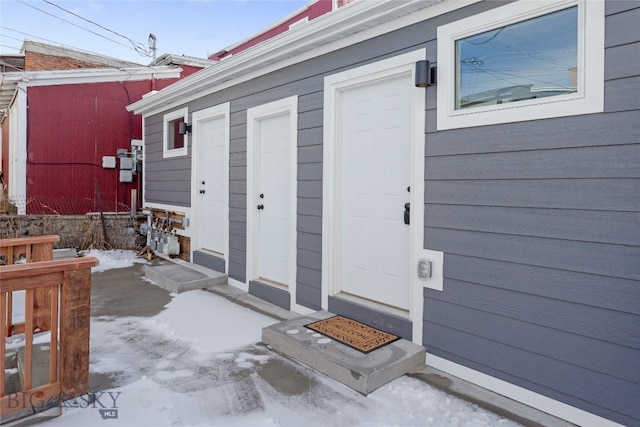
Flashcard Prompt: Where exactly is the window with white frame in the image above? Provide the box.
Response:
[163,108,188,158]
[437,0,604,130]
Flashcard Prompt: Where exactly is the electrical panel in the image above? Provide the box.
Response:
[120,157,133,170]
[102,156,116,169]
[119,170,133,183]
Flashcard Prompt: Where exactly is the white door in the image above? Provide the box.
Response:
[339,75,412,310]
[197,115,226,255]
[256,112,291,285]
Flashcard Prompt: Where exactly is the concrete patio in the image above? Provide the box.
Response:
[6,254,572,426]
[94,256,571,426]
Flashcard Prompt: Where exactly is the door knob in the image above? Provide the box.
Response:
[257,204,264,210]
[200,190,205,194]
[259,193,264,199]
[404,202,410,225]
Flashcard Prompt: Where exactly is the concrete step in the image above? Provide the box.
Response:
[53,248,77,260]
[144,263,227,293]
[262,311,426,395]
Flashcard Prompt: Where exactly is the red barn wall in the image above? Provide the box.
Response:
[26,76,181,213]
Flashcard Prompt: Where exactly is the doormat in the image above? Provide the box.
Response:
[304,315,400,353]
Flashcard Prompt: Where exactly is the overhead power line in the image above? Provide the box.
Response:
[15,0,148,56]
[1,34,25,43]
[1,25,107,55]
[41,0,152,57]
[17,0,131,49]
[0,27,148,70]
[1,44,22,52]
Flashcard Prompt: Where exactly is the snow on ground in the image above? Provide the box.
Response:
[9,250,145,323]
[34,250,521,427]
[83,249,147,273]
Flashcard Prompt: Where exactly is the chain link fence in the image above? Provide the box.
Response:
[1,195,131,215]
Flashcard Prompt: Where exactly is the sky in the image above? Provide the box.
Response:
[0,0,310,65]
[7,250,523,426]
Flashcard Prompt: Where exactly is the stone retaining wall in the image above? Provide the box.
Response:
[0,214,146,250]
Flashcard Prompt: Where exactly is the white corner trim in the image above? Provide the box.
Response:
[436,0,604,130]
[426,354,624,427]
[8,85,27,212]
[228,277,249,293]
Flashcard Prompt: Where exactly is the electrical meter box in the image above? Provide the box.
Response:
[119,170,133,183]
[120,157,134,170]
[102,156,116,169]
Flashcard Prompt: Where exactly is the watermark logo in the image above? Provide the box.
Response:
[62,391,121,420]
[99,408,119,420]
[6,391,121,420]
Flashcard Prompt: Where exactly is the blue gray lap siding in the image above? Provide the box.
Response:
[142,1,639,424]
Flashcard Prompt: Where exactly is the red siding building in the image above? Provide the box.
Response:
[208,0,336,61]
[0,41,211,214]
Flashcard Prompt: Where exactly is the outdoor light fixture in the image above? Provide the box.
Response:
[178,122,192,135]
[415,60,432,87]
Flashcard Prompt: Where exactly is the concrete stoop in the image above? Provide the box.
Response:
[262,310,426,396]
[144,263,227,293]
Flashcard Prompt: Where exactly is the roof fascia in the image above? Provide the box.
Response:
[2,66,182,88]
[214,0,320,56]
[128,0,479,116]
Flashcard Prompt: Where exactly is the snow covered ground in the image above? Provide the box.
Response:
[29,250,521,427]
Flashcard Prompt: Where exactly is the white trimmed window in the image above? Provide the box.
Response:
[163,108,188,158]
[437,0,604,130]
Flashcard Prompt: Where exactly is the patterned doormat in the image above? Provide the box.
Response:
[304,315,400,353]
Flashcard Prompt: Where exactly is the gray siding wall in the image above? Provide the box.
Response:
[144,113,192,207]
[142,1,639,424]
[421,2,640,425]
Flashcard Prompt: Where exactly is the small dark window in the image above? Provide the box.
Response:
[168,117,185,150]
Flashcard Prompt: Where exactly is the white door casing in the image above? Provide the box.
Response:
[247,97,298,306]
[191,103,230,270]
[323,50,427,341]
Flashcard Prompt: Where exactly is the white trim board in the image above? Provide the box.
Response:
[3,66,181,88]
[7,85,27,212]
[426,354,624,427]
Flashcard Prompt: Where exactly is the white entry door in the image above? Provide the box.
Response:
[256,112,291,285]
[338,75,412,310]
[196,113,227,256]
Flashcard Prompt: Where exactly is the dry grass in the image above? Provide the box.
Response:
[0,195,18,214]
